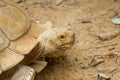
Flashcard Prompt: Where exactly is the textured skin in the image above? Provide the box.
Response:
[0,0,45,75]
[0,0,30,40]
[0,1,75,80]
[0,0,38,78]
[11,66,35,80]
[0,0,31,73]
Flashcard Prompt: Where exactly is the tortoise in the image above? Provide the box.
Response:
[0,0,75,80]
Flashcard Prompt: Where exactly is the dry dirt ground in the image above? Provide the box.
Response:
[3,0,120,80]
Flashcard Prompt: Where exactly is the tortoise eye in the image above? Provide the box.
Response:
[61,35,64,38]
[59,35,65,39]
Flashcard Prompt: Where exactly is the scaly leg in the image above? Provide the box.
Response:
[11,66,35,80]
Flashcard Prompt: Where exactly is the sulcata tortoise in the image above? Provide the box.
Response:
[0,0,75,80]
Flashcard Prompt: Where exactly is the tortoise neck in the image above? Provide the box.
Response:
[38,40,51,55]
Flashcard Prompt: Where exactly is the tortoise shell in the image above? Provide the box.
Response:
[0,0,43,73]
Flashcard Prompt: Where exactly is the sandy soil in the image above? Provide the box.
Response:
[2,0,120,80]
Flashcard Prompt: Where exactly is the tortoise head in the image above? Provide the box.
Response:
[37,27,75,57]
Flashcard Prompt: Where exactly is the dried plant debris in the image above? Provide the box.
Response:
[28,0,46,5]
[89,59,104,67]
[98,31,120,41]
[112,18,120,25]
[96,73,110,80]
[14,0,25,3]
[97,67,117,73]
[113,52,120,65]
[105,52,117,58]
[89,54,104,59]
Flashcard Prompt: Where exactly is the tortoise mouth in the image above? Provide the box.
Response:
[56,41,74,50]
[45,42,74,58]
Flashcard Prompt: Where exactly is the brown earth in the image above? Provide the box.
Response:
[4,0,120,80]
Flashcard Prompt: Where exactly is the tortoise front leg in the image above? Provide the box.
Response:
[30,61,47,73]
[11,66,35,80]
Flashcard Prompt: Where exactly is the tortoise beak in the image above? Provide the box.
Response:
[57,33,75,50]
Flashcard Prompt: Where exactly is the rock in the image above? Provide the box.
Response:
[98,30,120,41]
[97,67,117,73]
[89,59,104,67]
[55,0,64,5]
[78,16,93,23]
[96,73,110,80]
[112,18,120,25]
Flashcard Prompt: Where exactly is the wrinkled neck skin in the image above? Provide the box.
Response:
[38,38,55,57]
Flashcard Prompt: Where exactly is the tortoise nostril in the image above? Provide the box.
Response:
[60,35,65,39]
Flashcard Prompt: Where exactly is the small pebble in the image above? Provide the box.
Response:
[112,18,120,25]
[78,16,93,23]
